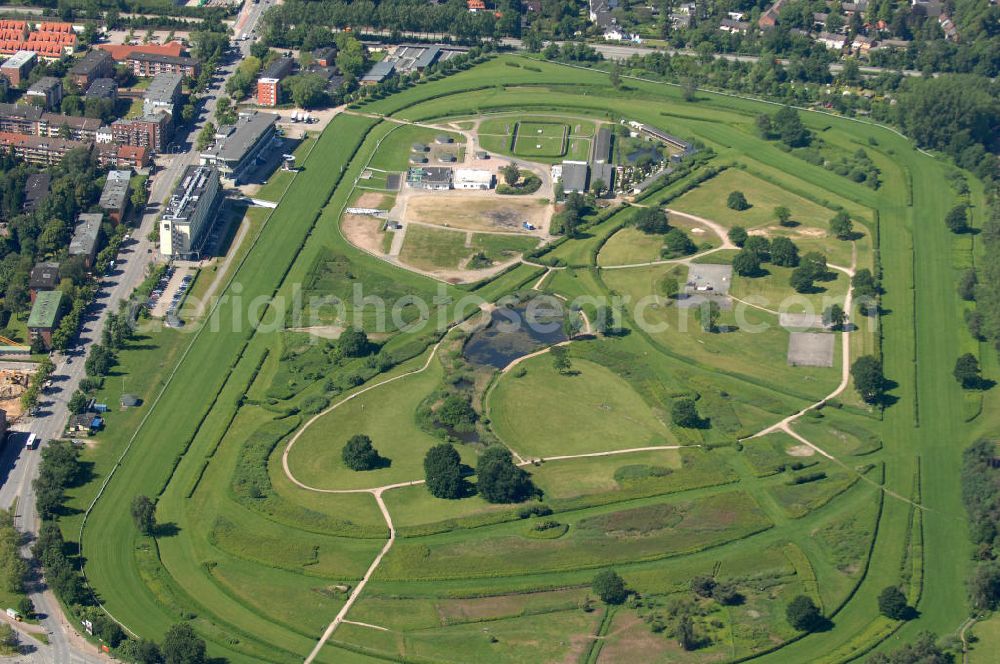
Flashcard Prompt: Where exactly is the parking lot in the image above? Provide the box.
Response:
[148,266,194,319]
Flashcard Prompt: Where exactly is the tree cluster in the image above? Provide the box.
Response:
[476,446,535,504]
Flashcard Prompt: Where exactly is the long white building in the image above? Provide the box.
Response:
[159,165,220,258]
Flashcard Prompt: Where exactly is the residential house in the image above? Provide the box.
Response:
[257,56,294,107]
[26,290,63,349]
[28,261,59,301]
[719,18,750,33]
[99,170,131,224]
[816,32,847,50]
[69,212,102,268]
[85,77,117,102]
[127,52,199,78]
[21,172,49,213]
[69,49,114,88]
[112,112,172,153]
[24,76,62,110]
[142,72,183,116]
[0,50,34,86]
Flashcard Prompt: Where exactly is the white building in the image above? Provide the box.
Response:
[454,169,493,190]
[160,165,221,258]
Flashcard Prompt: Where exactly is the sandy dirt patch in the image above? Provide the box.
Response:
[750,225,828,238]
[786,444,816,457]
[403,193,550,233]
[288,325,345,340]
[342,214,387,255]
[354,192,389,208]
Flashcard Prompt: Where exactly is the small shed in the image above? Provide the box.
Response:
[120,394,141,408]
[411,143,428,152]
[435,135,453,144]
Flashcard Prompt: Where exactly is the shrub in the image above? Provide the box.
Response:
[671,398,701,428]
[727,191,749,211]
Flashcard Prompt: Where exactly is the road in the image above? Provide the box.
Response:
[0,1,273,659]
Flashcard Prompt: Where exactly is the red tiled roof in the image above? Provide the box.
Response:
[97,41,184,61]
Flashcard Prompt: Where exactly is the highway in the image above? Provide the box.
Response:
[0,1,272,659]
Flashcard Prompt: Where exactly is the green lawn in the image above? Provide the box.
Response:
[490,356,674,458]
[670,168,840,230]
[70,53,977,664]
[368,124,463,172]
[512,121,567,158]
[399,224,471,270]
[597,226,664,265]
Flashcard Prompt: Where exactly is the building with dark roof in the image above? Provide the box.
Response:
[26,289,62,348]
[112,112,172,154]
[590,161,615,196]
[560,161,589,194]
[69,49,113,88]
[22,172,49,213]
[143,72,182,116]
[593,127,612,163]
[361,60,394,85]
[38,112,101,140]
[406,166,452,190]
[28,261,59,301]
[69,212,102,268]
[85,77,117,101]
[198,111,278,184]
[25,76,62,110]
[99,170,131,224]
[312,46,336,67]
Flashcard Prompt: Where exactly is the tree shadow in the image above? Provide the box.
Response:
[154,522,181,538]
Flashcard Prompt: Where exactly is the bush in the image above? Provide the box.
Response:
[728,226,748,247]
[671,398,701,428]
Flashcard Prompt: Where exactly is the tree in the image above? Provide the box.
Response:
[755,113,773,138]
[690,575,716,597]
[338,327,370,357]
[590,178,606,197]
[775,206,792,226]
[550,345,572,374]
[501,163,519,186]
[676,614,696,650]
[67,390,88,414]
[342,434,382,471]
[681,76,697,102]
[130,495,155,536]
[697,300,720,332]
[786,595,821,631]
[958,268,977,301]
[660,275,680,299]
[852,355,885,404]
[877,586,909,620]
[609,61,621,89]
[970,562,1000,611]
[830,211,854,239]
[953,353,982,389]
[823,304,846,329]
[423,444,465,499]
[732,249,762,277]
[195,122,216,151]
[85,344,114,377]
[728,226,748,247]
[161,623,206,664]
[852,268,880,300]
[727,191,750,211]
[801,251,828,280]
[790,266,815,293]
[592,569,627,604]
[664,228,696,256]
[770,236,800,267]
[0,623,16,650]
[945,204,969,233]
[671,398,701,428]
[634,207,670,234]
[476,446,534,503]
[743,236,770,260]
[773,106,812,148]
[286,73,329,109]
[214,96,237,126]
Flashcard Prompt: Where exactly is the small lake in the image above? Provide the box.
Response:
[463,302,568,369]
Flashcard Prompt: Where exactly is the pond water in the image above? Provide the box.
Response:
[463,302,568,369]
[626,147,665,164]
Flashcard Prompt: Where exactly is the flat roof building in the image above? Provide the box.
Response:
[454,168,492,190]
[127,52,199,78]
[257,57,293,108]
[85,77,117,100]
[560,161,589,194]
[25,75,62,110]
[406,166,452,190]
[69,212,102,267]
[142,72,182,116]
[99,170,131,224]
[199,111,278,185]
[0,50,34,86]
[22,172,49,213]
[69,49,113,87]
[160,165,221,257]
[593,127,612,163]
